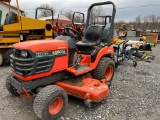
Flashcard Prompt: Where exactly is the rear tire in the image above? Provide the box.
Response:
[4,49,13,64]
[92,57,115,85]
[52,31,58,39]
[0,53,3,66]
[6,73,19,96]
[33,85,68,120]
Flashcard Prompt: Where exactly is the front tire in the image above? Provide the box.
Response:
[6,73,19,96]
[33,85,68,120]
[92,57,115,85]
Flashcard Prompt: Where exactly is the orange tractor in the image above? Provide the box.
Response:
[72,12,85,36]
[6,1,116,120]
[52,14,65,36]
[61,12,85,41]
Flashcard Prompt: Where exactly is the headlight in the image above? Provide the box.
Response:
[21,51,28,57]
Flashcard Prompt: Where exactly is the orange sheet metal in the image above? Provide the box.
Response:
[55,77,109,102]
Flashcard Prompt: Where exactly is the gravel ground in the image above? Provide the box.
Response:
[0,45,160,120]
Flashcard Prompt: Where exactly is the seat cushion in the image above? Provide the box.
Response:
[76,39,100,47]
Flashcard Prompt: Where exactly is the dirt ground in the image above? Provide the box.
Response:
[0,45,160,120]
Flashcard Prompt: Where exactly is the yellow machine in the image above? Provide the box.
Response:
[0,0,53,65]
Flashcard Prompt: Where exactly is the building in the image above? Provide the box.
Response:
[0,1,24,25]
[39,15,72,26]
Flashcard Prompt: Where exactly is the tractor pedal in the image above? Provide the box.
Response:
[73,55,83,70]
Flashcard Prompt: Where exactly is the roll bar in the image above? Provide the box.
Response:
[35,7,54,24]
[72,12,85,24]
[85,1,116,44]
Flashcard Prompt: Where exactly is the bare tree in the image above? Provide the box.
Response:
[149,15,158,30]
[38,4,56,18]
[96,6,104,23]
[73,15,83,23]
[64,10,74,20]
[59,9,64,14]
[142,15,149,30]
[135,15,141,28]
[90,6,104,24]
[59,9,83,22]
[90,7,96,24]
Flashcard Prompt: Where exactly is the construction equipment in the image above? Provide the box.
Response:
[0,0,54,66]
[61,12,85,41]
[72,12,85,36]
[52,14,65,35]
[6,1,116,120]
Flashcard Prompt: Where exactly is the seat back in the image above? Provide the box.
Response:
[102,23,111,41]
[4,12,17,25]
[85,25,103,43]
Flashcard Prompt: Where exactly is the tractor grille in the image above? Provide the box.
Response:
[10,49,54,76]
[35,57,54,74]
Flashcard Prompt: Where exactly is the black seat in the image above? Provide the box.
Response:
[102,23,110,41]
[76,25,103,47]
[0,12,17,31]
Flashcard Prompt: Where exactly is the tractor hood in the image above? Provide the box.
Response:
[13,40,67,52]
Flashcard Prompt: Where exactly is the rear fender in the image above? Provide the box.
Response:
[90,46,114,68]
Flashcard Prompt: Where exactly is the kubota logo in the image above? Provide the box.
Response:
[36,49,66,58]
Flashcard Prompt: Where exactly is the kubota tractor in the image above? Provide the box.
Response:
[0,0,54,66]
[6,1,116,120]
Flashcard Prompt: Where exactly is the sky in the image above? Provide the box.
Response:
[11,0,160,22]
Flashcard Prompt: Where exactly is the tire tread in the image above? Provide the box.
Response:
[33,85,68,120]
[92,57,115,81]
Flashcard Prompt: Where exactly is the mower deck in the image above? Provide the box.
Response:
[55,77,109,102]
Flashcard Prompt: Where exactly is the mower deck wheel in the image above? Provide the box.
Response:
[33,85,68,120]
[84,99,93,108]
[133,60,137,67]
[6,73,19,96]
[92,57,115,85]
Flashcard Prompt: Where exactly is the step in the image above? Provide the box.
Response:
[66,65,94,75]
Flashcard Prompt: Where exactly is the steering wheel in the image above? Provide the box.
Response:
[63,27,81,38]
